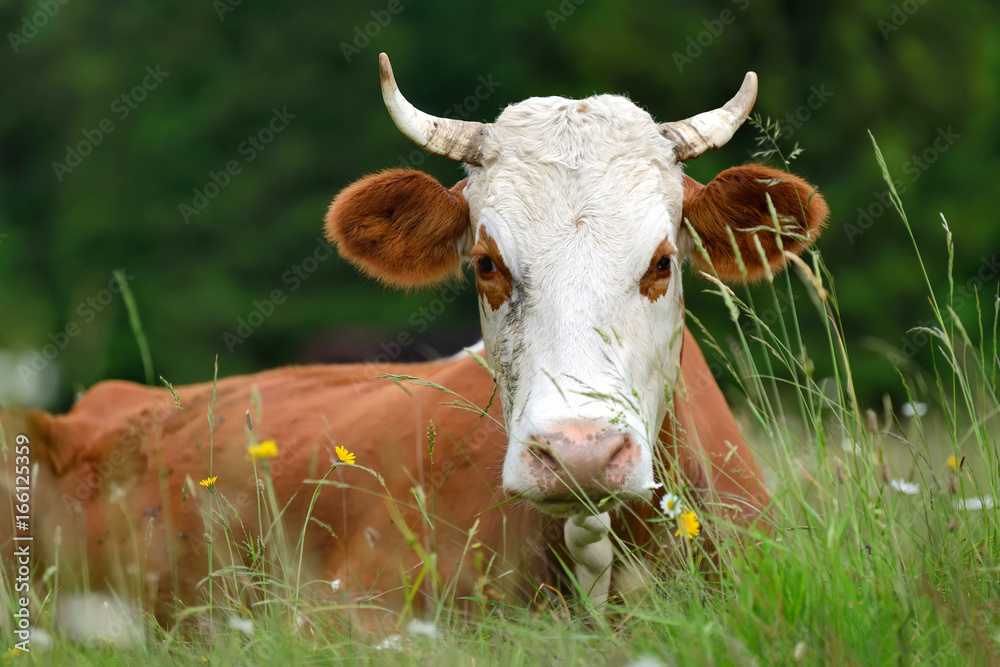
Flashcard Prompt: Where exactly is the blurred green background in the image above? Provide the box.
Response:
[1,0,998,409]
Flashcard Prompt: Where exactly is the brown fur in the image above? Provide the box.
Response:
[1,328,768,631]
[682,164,829,282]
[472,226,514,310]
[324,169,471,287]
[639,237,677,303]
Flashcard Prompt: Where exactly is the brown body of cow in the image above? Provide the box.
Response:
[1,326,765,627]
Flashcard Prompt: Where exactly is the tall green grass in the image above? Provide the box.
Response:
[2,135,998,665]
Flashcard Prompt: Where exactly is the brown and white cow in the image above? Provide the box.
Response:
[1,53,827,630]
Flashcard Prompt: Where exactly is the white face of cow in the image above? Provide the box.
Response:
[327,54,827,520]
[463,96,686,515]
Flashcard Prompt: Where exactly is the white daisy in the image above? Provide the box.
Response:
[405,619,441,641]
[889,479,920,495]
[901,402,927,417]
[227,616,254,636]
[840,438,862,454]
[659,493,682,518]
[955,496,994,511]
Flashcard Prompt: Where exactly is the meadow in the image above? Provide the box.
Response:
[2,137,998,666]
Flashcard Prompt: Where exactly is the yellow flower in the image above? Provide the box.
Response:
[947,455,957,470]
[199,476,217,489]
[248,439,279,460]
[674,510,701,539]
[335,445,356,465]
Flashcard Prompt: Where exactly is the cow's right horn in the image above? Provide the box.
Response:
[379,53,490,166]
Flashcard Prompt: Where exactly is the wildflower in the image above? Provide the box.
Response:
[674,510,701,539]
[955,496,994,511]
[248,439,278,460]
[840,438,862,454]
[900,402,927,417]
[626,657,665,667]
[374,634,405,651]
[405,619,441,641]
[793,641,807,661]
[889,479,920,495]
[199,476,217,489]
[644,481,663,490]
[227,616,254,636]
[659,493,682,518]
[335,445,356,465]
[330,579,341,593]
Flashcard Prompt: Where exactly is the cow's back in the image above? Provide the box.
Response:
[3,357,558,628]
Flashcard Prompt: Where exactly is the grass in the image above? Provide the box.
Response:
[2,135,999,665]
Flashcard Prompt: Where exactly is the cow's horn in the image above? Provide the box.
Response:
[379,53,489,166]
[659,72,758,161]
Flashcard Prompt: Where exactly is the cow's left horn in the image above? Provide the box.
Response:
[659,72,758,161]
[379,53,490,166]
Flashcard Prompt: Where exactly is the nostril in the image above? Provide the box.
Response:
[529,446,559,472]
[607,436,634,469]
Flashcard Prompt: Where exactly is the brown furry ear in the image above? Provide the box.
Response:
[681,164,829,282]
[325,169,471,287]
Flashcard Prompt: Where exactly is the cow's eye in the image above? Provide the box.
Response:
[655,256,671,273]
[477,256,496,275]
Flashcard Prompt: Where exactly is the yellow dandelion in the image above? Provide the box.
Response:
[199,476,217,489]
[248,439,279,460]
[674,510,701,539]
[335,445,356,465]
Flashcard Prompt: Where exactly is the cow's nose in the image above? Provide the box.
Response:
[523,420,639,499]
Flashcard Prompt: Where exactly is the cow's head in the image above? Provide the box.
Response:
[326,54,828,518]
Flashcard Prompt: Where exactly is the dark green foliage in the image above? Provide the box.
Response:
[1,0,997,406]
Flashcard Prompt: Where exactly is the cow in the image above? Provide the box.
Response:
[1,53,827,634]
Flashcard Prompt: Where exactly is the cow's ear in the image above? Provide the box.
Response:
[325,169,472,287]
[680,164,829,282]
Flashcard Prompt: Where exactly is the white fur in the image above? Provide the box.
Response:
[459,95,688,514]
[564,512,614,606]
